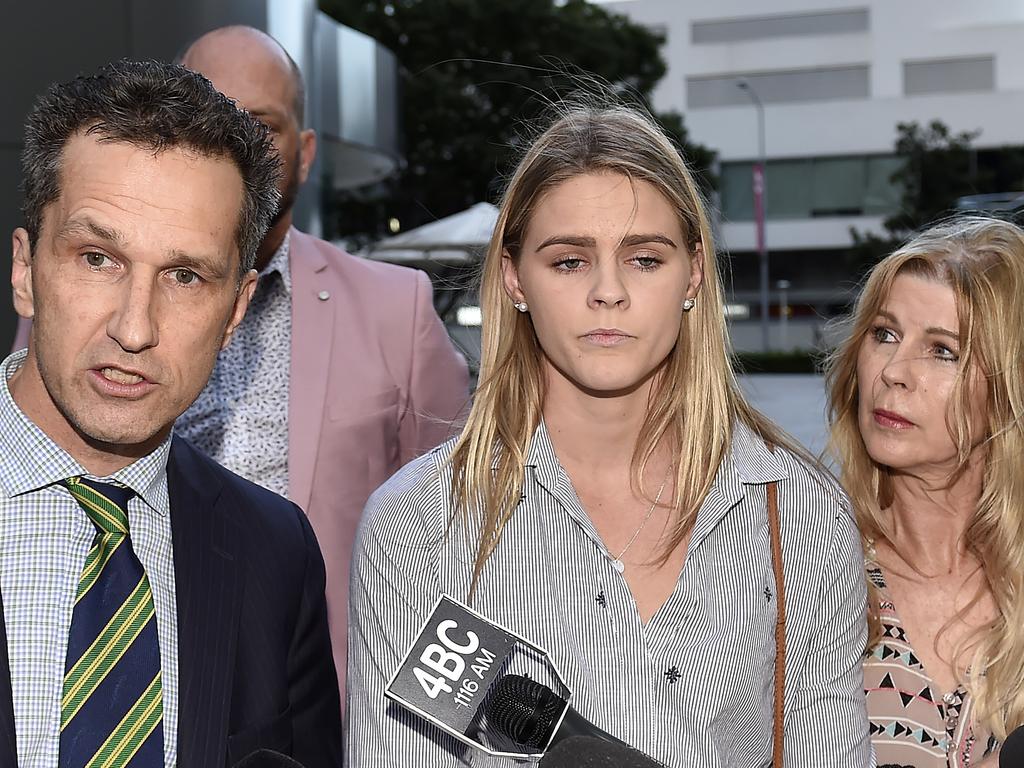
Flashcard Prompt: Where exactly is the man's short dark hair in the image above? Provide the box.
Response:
[21,58,280,274]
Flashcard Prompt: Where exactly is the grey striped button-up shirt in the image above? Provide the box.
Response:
[347,420,873,767]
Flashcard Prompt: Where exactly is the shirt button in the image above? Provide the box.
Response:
[318,290,330,301]
[943,691,956,705]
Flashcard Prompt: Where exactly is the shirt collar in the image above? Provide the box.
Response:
[524,419,560,489]
[259,230,292,295]
[524,416,788,489]
[0,350,172,516]
[727,420,789,485]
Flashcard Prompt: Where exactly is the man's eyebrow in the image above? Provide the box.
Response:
[55,217,124,245]
[167,249,230,279]
[248,107,289,123]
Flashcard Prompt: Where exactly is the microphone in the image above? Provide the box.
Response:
[385,594,567,758]
[487,675,666,767]
[232,750,305,768]
[1001,725,1024,767]
[487,674,628,750]
[539,735,668,767]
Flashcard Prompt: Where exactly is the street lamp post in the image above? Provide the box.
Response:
[777,279,791,350]
[737,79,769,352]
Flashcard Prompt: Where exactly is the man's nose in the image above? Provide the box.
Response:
[106,275,159,353]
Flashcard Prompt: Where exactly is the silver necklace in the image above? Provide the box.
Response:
[610,471,670,574]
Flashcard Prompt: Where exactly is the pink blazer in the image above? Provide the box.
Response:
[285,230,468,699]
[11,227,470,704]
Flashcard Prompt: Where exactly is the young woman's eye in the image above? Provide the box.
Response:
[933,344,959,363]
[630,254,661,271]
[553,257,584,272]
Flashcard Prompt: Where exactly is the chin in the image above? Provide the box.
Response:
[67,405,168,450]
[82,424,164,449]
[863,439,923,473]
[574,375,650,398]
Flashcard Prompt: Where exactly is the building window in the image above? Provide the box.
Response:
[719,155,902,221]
[691,8,869,44]
[686,65,869,109]
[903,56,995,96]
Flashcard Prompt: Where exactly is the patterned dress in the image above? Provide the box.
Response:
[864,565,999,767]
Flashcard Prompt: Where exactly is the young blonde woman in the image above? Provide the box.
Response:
[347,103,872,767]
[826,216,1024,767]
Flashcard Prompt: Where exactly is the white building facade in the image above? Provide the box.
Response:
[602,0,1024,347]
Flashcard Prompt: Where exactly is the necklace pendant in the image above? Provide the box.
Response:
[611,558,625,574]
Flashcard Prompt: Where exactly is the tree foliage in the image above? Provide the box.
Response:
[885,120,984,236]
[850,120,1024,276]
[319,0,715,244]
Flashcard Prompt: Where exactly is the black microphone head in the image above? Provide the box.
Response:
[539,736,666,768]
[1001,725,1024,768]
[486,674,568,749]
[232,749,305,768]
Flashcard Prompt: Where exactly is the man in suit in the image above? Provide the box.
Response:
[175,26,470,698]
[3,59,341,767]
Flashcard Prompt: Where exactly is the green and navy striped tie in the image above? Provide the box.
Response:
[59,476,163,768]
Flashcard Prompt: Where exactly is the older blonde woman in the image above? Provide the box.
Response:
[826,216,1024,767]
[347,102,872,767]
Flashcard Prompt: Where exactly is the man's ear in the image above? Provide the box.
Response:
[221,269,257,350]
[11,228,35,320]
[298,129,317,186]
[501,249,525,304]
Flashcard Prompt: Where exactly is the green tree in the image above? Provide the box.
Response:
[885,120,986,236]
[850,120,1024,276]
[319,0,715,244]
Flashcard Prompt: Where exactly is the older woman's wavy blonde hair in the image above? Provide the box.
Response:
[825,215,1024,739]
[448,101,800,593]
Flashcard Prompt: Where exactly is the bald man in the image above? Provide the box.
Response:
[10,26,469,708]
[183,24,472,708]
[180,26,470,705]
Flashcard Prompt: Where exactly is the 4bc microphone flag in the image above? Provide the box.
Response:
[385,595,572,759]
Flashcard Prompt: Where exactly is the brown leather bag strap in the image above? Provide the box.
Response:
[767,480,786,767]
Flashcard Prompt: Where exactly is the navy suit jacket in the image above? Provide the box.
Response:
[0,436,342,767]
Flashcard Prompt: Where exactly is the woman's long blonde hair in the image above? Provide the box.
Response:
[449,101,799,591]
[825,215,1024,739]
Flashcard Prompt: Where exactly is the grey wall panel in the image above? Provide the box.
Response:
[0,146,26,350]
[692,8,869,44]
[1,0,130,144]
[903,56,995,95]
[128,0,268,61]
[687,65,870,108]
